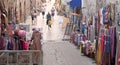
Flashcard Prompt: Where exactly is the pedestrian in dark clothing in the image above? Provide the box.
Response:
[46,12,52,29]
[51,7,55,17]
[46,12,51,25]
[31,10,37,25]
[41,7,45,18]
[31,13,34,25]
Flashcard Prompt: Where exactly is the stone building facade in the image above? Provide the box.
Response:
[2,0,43,24]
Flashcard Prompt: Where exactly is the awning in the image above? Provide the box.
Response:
[70,0,82,8]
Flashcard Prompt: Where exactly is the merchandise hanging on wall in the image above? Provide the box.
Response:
[110,3,115,22]
[116,32,120,65]
[118,13,120,26]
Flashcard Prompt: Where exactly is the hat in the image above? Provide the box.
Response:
[32,28,35,31]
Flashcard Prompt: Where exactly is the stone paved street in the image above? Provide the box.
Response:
[1,0,120,65]
[43,41,97,65]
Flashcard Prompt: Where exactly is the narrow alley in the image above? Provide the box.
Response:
[25,2,96,65]
[0,0,120,65]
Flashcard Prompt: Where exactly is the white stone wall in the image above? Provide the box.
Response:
[106,0,116,4]
[82,0,96,17]
[25,0,31,16]
[117,0,120,12]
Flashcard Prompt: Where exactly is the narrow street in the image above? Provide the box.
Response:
[1,0,120,65]
[24,1,97,65]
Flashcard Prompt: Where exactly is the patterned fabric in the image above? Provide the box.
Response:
[20,40,29,50]
[116,32,120,65]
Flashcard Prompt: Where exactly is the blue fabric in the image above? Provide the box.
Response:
[70,0,82,8]
[11,21,16,30]
[72,15,77,23]
[82,24,85,34]
[105,36,111,54]
[7,40,13,50]
[102,7,104,24]
[102,7,106,24]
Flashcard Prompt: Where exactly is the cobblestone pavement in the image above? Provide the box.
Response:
[43,41,97,65]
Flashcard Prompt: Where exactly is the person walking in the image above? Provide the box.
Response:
[31,10,37,25]
[51,7,55,17]
[31,10,35,25]
[30,28,42,65]
[41,6,45,18]
[46,12,52,29]
[33,10,37,25]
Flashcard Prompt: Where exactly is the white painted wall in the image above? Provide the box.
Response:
[82,0,96,17]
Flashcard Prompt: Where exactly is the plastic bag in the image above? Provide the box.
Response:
[48,20,53,25]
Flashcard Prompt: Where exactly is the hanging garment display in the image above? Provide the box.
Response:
[117,13,120,26]
[1,13,8,50]
[109,26,117,64]
[100,8,104,25]
[0,11,1,45]
[102,7,106,24]
[116,32,120,65]
[96,38,102,65]
[104,35,111,65]
[110,3,115,22]
[82,22,85,34]
[7,39,13,50]
[90,26,95,43]
[8,7,12,21]
[20,40,29,50]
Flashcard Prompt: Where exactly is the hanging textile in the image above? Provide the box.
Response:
[20,40,29,50]
[82,22,85,34]
[0,36,4,50]
[70,0,82,8]
[102,7,106,24]
[96,38,102,65]
[117,13,120,26]
[0,11,2,49]
[109,26,117,64]
[110,3,115,22]
[116,32,120,65]
[104,35,111,65]
[7,40,13,50]
[101,34,105,65]
[90,26,95,43]
[100,8,104,25]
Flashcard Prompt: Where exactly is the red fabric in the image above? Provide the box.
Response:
[20,40,29,50]
[0,37,4,50]
[101,34,105,65]
[8,24,13,40]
